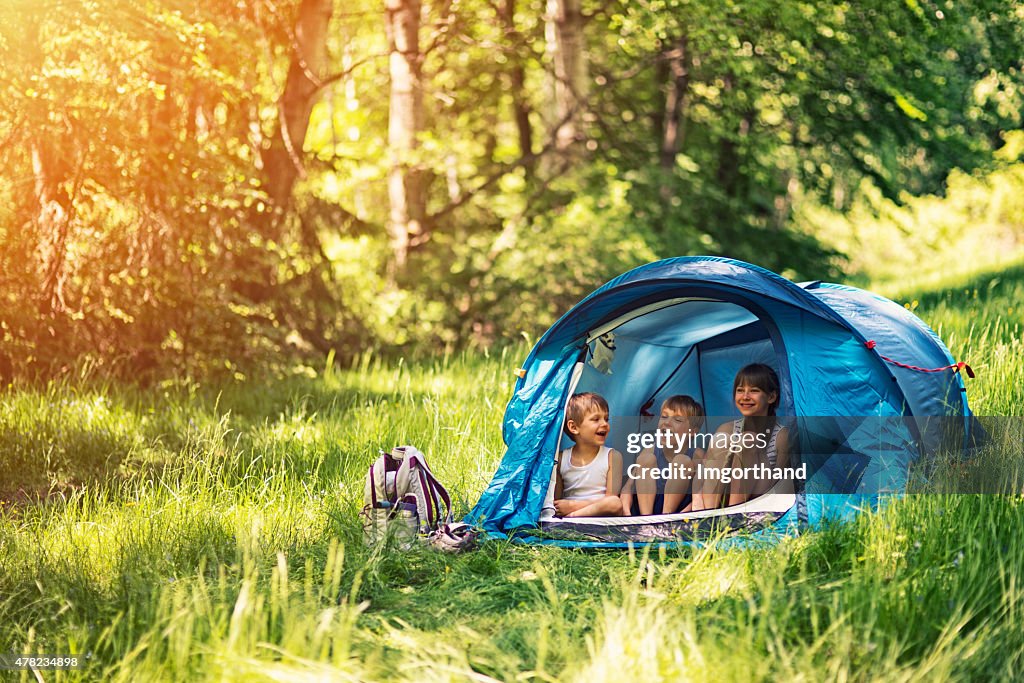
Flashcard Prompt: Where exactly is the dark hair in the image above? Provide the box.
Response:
[564,392,609,440]
[733,364,781,415]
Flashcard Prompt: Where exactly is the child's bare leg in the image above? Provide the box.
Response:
[727,491,748,506]
[619,492,634,516]
[726,452,755,506]
[619,479,635,517]
[696,480,729,510]
[663,454,692,514]
[691,477,719,511]
[663,480,687,515]
[632,454,657,515]
[566,495,623,517]
[693,448,728,510]
[636,474,657,515]
[553,499,594,516]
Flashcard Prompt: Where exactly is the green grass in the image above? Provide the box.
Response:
[2,267,1024,681]
[886,261,1024,416]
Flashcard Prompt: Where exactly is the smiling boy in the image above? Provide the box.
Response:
[553,392,624,517]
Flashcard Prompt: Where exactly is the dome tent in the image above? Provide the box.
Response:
[468,257,976,547]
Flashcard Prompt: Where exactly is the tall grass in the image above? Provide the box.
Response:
[890,261,1024,416]
[1,270,1023,681]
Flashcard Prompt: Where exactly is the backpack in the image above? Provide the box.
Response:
[361,446,478,552]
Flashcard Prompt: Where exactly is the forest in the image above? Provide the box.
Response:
[5,3,1024,680]
[3,0,1023,380]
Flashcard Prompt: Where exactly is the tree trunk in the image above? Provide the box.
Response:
[385,0,425,274]
[501,0,534,170]
[651,56,668,150]
[659,35,690,173]
[238,0,331,306]
[715,75,754,237]
[261,0,334,213]
[545,0,587,153]
[24,9,73,316]
[31,141,73,315]
[716,75,739,194]
[658,35,690,215]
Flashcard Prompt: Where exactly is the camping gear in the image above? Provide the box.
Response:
[362,446,454,548]
[427,522,481,553]
[468,256,979,547]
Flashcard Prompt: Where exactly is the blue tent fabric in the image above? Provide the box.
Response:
[529,257,856,357]
[806,283,968,419]
[468,257,974,541]
[470,349,581,531]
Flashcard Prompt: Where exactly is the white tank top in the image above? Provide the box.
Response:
[559,446,610,500]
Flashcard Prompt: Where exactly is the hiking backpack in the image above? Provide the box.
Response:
[361,445,477,551]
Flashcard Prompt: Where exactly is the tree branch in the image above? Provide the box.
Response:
[311,53,389,94]
[426,106,580,223]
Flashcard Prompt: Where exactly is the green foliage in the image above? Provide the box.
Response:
[587,0,1024,269]
[798,163,1024,292]
[2,271,1024,679]
[0,1,331,378]
[396,173,661,347]
[2,0,1024,378]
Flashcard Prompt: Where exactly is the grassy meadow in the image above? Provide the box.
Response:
[2,262,1024,681]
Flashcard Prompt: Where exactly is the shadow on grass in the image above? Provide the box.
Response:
[0,377,427,506]
[895,258,1024,309]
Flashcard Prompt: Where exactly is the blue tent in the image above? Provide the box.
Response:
[468,257,975,547]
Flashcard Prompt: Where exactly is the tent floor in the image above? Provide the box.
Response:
[532,492,795,543]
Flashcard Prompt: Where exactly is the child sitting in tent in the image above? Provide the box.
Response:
[551,392,624,517]
[620,395,706,516]
[692,363,791,510]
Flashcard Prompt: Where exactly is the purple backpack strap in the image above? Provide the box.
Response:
[420,463,453,523]
[409,452,453,526]
[368,464,379,508]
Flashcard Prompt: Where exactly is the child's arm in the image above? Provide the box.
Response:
[554,451,564,500]
[775,428,790,469]
[606,448,623,496]
[554,498,597,516]
[773,428,793,494]
[551,450,587,517]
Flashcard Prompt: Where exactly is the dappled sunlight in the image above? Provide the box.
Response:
[98,539,370,682]
[1,286,1023,678]
[680,556,752,606]
[1,0,1023,678]
[371,622,504,683]
[197,657,365,683]
[569,597,689,682]
[258,413,329,452]
[798,168,1024,294]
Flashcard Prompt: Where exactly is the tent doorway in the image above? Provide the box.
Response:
[536,296,799,541]
[568,297,791,459]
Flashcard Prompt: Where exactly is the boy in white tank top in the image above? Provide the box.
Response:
[552,392,624,517]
